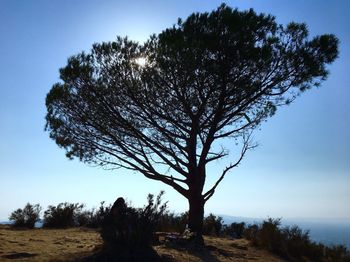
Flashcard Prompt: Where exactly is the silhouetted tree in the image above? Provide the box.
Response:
[45,4,338,242]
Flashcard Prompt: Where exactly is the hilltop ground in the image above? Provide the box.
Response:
[0,225,284,261]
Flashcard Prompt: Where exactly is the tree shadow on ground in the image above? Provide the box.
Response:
[81,245,162,262]
[81,243,223,262]
[2,252,38,259]
[162,242,220,262]
[206,244,249,260]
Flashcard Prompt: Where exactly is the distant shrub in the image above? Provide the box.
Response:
[257,218,285,255]
[75,201,111,228]
[324,244,350,262]
[242,218,350,261]
[223,222,246,239]
[91,201,111,228]
[282,225,311,259]
[76,210,94,227]
[304,242,326,261]
[132,191,168,246]
[43,202,84,228]
[101,191,167,247]
[87,202,111,228]
[243,224,259,245]
[9,203,41,229]
[203,213,223,236]
[157,211,188,233]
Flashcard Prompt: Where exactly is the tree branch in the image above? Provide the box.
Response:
[203,134,255,202]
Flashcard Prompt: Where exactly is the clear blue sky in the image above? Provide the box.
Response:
[0,0,349,221]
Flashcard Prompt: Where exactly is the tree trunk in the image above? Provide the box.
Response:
[187,193,205,245]
[186,128,206,245]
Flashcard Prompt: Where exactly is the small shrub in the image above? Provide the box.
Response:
[132,191,168,246]
[282,225,310,259]
[9,209,25,227]
[157,211,187,233]
[325,244,350,262]
[258,218,285,255]
[223,222,246,239]
[101,191,167,247]
[78,201,111,228]
[9,203,41,229]
[76,210,94,227]
[244,224,259,245]
[90,201,111,228]
[43,202,84,228]
[203,213,223,236]
[242,218,350,261]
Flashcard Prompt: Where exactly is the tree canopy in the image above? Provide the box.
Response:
[46,4,338,236]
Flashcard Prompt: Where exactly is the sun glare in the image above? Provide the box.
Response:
[135,57,147,67]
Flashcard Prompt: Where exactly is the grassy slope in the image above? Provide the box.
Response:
[0,225,284,261]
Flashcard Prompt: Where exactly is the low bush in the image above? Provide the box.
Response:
[157,211,187,233]
[100,191,167,247]
[9,203,41,229]
[76,201,111,228]
[282,225,311,259]
[203,213,223,236]
[244,218,350,261]
[90,201,111,228]
[324,244,350,262]
[257,218,285,255]
[76,210,94,227]
[223,222,246,239]
[43,202,84,228]
[244,224,259,244]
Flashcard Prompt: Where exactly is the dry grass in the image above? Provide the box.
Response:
[0,225,285,261]
[0,225,101,261]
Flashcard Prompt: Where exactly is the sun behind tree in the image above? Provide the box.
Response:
[135,57,147,67]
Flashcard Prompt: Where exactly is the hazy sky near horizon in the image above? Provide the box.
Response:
[0,0,349,221]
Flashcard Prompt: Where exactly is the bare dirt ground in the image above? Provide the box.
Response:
[0,225,284,261]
